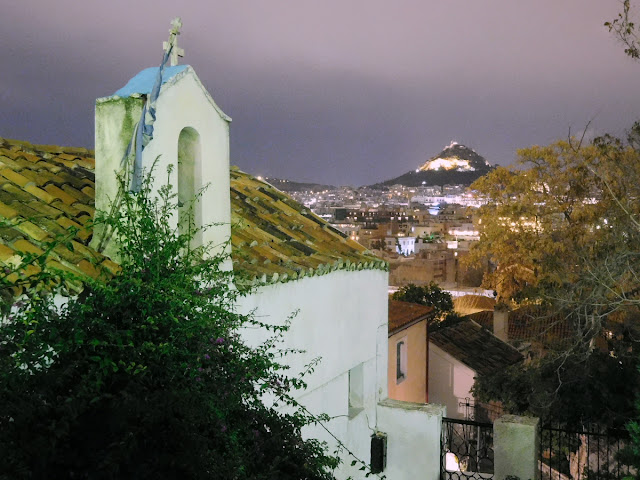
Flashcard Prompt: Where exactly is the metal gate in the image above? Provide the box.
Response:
[539,421,634,480]
[441,417,494,480]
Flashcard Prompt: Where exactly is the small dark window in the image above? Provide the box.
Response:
[396,340,407,382]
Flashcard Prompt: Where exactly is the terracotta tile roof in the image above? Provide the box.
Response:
[230,167,386,283]
[0,138,386,288]
[388,299,433,335]
[0,137,113,290]
[465,306,575,345]
[464,310,493,327]
[429,319,523,376]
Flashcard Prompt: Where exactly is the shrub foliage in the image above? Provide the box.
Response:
[0,176,338,479]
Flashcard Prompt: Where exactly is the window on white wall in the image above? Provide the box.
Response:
[396,338,407,383]
[348,363,364,418]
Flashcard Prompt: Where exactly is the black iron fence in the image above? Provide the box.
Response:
[539,422,635,480]
[441,417,494,480]
[458,397,505,424]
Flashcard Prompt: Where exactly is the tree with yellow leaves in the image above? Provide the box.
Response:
[468,127,640,304]
[470,125,640,431]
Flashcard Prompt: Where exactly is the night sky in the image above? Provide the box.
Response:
[1,1,638,186]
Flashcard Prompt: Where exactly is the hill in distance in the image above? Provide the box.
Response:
[372,141,494,188]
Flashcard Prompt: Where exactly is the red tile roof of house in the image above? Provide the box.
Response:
[388,299,433,335]
[465,306,575,345]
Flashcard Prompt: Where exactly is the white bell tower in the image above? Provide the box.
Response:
[92,20,232,260]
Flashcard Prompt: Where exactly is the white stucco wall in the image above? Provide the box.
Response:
[237,270,452,479]
[377,399,445,480]
[236,269,389,479]
[396,237,416,255]
[238,270,388,397]
[494,415,540,480]
[428,343,476,420]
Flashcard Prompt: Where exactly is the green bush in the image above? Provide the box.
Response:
[0,173,338,479]
[391,282,459,328]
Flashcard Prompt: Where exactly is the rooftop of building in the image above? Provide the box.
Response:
[429,318,523,376]
[113,65,189,97]
[388,299,433,335]
[0,137,386,289]
[465,306,575,345]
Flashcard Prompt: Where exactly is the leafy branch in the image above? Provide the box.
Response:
[605,0,640,60]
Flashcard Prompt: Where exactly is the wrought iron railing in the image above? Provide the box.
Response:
[458,397,505,423]
[539,422,635,480]
[441,417,494,480]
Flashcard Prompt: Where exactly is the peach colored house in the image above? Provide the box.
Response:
[387,300,433,403]
[388,298,523,422]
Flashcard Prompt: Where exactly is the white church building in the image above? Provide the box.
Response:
[0,27,446,479]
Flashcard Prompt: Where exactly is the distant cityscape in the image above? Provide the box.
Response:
[280,182,489,295]
[262,141,494,295]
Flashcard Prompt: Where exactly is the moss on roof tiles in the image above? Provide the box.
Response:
[26,199,63,218]
[61,184,93,204]
[44,184,77,205]
[34,161,62,173]
[0,138,112,283]
[0,156,23,171]
[0,201,18,219]
[81,186,95,197]
[15,221,49,242]
[18,168,42,184]
[3,183,34,203]
[12,239,44,255]
[0,168,31,187]
[52,243,86,265]
[0,243,17,262]
[9,201,40,219]
[49,200,84,218]
[0,137,387,287]
[34,170,67,186]
[24,184,57,204]
[30,216,69,238]
[52,170,86,188]
[228,169,386,282]
[0,226,23,242]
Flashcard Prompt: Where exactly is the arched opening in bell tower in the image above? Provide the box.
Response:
[177,127,202,247]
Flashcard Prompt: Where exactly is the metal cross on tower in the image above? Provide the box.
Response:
[162,17,184,66]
